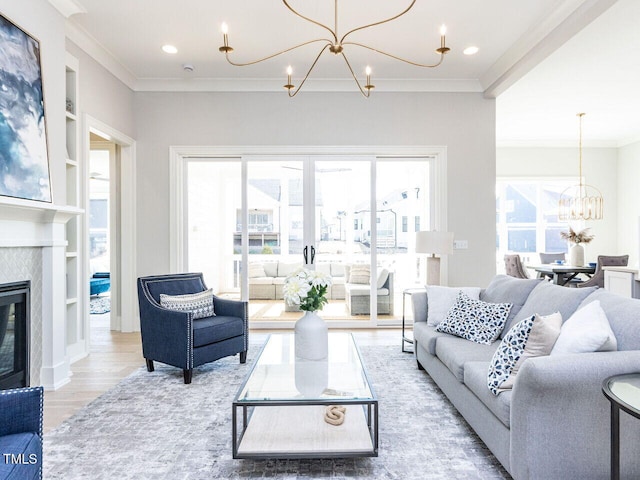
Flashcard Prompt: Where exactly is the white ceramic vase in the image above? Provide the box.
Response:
[569,243,585,267]
[294,310,328,361]
[294,358,328,397]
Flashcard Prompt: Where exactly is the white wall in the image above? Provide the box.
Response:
[617,140,640,268]
[497,147,619,263]
[66,40,135,139]
[134,92,497,287]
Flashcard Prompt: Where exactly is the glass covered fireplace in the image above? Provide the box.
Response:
[0,281,30,390]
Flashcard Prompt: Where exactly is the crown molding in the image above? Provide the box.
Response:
[481,0,619,99]
[47,0,86,18]
[65,22,137,90]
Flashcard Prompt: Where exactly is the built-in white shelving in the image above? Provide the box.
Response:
[65,53,85,360]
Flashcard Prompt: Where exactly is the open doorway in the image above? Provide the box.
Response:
[88,133,117,331]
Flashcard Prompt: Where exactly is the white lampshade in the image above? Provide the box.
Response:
[415,231,454,255]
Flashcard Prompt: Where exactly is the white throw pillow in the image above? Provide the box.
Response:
[248,262,267,278]
[426,286,482,327]
[487,312,562,395]
[550,300,617,355]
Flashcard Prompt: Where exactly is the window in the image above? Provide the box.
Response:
[414,216,420,232]
[402,216,408,233]
[496,179,575,266]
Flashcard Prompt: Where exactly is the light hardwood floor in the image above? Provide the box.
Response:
[43,314,407,433]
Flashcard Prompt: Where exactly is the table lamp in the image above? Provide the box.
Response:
[416,231,454,285]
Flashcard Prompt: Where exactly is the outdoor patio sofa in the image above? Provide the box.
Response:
[248,260,346,300]
[411,275,640,479]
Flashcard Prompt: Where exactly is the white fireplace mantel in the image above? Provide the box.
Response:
[0,196,83,389]
[0,197,82,247]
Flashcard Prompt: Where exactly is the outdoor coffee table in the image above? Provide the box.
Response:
[232,332,378,459]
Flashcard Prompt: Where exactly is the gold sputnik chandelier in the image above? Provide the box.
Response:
[219,0,450,97]
[558,113,604,221]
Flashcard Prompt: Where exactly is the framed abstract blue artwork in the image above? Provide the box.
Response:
[0,13,51,202]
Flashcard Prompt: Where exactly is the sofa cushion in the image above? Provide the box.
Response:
[551,300,617,355]
[464,361,512,428]
[160,289,215,319]
[480,275,543,338]
[248,262,267,278]
[376,268,389,289]
[577,289,640,351]
[316,263,332,276]
[413,322,449,355]
[435,336,499,382]
[193,315,244,347]
[331,263,345,277]
[277,262,300,277]
[263,262,278,278]
[249,277,274,285]
[488,312,562,395]
[436,292,512,345]
[512,281,596,329]
[426,286,482,327]
[347,285,389,296]
[349,264,370,284]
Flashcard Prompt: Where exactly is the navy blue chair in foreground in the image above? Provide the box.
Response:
[137,273,248,384]
[0,386,43,480]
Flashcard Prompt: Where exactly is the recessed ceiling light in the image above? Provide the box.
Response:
[162,44,178,54]
[463,46,479,56]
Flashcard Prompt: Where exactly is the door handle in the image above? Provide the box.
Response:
[303,246,308,264]
[311,245,316,265]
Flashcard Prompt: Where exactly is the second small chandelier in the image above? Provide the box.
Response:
[219,0,450,98]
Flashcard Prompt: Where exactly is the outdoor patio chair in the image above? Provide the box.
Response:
[137,273,248,384]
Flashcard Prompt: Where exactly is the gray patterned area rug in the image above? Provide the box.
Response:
[44,346,510,480]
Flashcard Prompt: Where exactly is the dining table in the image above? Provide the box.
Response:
[530,264,596,286]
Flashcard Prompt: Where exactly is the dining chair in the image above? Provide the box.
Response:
[539,252,566,264]
[504,254,530,279]
[577,255,629,289]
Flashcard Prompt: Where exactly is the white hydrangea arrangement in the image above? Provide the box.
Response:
[283,267,333,312]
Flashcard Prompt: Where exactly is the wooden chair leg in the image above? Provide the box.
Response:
[145,359,154,372]
[240,351,247,364]
[183,369,193,384]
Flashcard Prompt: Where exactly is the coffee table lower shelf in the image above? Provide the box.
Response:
[233,403,378,459]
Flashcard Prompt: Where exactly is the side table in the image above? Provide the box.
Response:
[402,287,426,353]
[602,373,640,480]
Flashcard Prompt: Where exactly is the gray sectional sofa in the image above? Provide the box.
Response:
[411,275,640,480]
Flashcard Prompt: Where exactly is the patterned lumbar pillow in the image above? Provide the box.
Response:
[160,289,216,319]
[436,291,512,345]
[487,311,562,395]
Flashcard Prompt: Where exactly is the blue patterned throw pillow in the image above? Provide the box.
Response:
[487,312,562,395]
[436,291,512,345]
[160,288,216,319]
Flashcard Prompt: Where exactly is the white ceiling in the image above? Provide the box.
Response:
[53,0,638,146]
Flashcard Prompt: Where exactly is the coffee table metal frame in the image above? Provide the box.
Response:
[232,333,378,459]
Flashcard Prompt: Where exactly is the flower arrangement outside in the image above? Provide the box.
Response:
[560,227,595,245]
[283,267,333,312]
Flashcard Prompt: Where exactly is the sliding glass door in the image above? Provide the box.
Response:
[184,154,433,327]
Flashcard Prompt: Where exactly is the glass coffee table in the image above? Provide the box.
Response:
[232,332,378,459]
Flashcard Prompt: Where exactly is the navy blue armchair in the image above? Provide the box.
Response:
[0,386,43,480]
[137,273,248,384]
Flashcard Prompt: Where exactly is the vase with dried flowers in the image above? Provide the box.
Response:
[560,227,594,266]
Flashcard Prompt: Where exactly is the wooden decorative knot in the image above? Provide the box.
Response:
[324,405,346,426]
